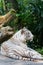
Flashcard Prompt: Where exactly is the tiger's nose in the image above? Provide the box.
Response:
[30,35,34,42]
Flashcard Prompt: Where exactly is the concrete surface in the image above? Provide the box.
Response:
[0,51,43,65]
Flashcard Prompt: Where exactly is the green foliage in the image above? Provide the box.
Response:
[36,48,43,55]
[17,0,43,49]
[0,0,4,15]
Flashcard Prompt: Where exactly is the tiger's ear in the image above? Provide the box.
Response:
[23,27,26,29]
[21,27,26,34]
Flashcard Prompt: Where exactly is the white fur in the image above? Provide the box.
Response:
[1,27,43,60]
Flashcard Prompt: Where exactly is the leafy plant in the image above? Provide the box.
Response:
[17,0,43,48]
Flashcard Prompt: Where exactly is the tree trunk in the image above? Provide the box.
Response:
[0,9,16,27]
[0,26,14,44]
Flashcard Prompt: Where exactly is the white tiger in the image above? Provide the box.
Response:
[1,27,43,61]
